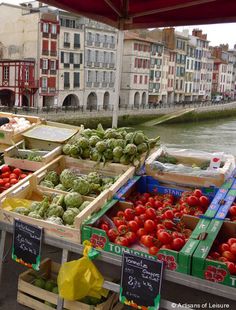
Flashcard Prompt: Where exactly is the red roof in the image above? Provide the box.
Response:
[42,0,236,30]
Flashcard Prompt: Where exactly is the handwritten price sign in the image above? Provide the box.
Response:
[120,252,164,310]
[12,219,43,271]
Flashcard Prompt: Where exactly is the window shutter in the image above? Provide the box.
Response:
[70,53,74,64]
[80,53,83,64]
[57,24,60,34]
[40,59,43,68]
[56,60,59,69]
[48,24,51,33]
[61,51,64,63]
[41,22,43,32]
[39,77,42,87]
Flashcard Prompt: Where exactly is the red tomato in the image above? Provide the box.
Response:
[218,243,230,253]
[222,251,236,262]
[1,172,10,178]
[10,178,18,185]
[137,228,146,238]
[229,206,236,217]
[171,238,185,251]
[143,193,150,199]
[134,216,143,227]
[154,200,163,209]
[148,197,155,206]
[193,189,203,198]
[139,214,148,223]
[145,208,156,220]
[199,196,210,208]
[101,223,109,232]
[124,208,135,221]
[0,179,4,186]
[2,178,10,184]
[149,246,159,255]
[172,232,185,240]
[117,211,124,218]
[226,262,236,274]
[211,251,221,259]
[128,220,139,232]
[114,236,129,247]
[187,195,199,207]
[4,182,10,189]
[118,224,128,235]
[218,257,228,262]
[161,244,171,249]
[135,205,146,215]
[228,238,236,246]
[140,235,154,248]
[9,173,17,179]
[157,231,172,245]
[13,168,22,176]
[156,224,165,231]
[113,217,126,227]
[230,243,236,255]
[1,165,10,173]
[163,220,175,230]
[20,174,28,179]
[125,231,137,244]
[107,229,119,242]
[163,209,174,220]
[144,220,155,233]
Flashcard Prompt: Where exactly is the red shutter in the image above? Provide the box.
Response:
[48,77,56,88]
[56,60,59,69]
[57,24,60,34]
[48,24,51,33]
[42,40,49,51]
[41,22,43,32]
[39,77,42,87]
[40,59,43,68]
[51,41,57,51]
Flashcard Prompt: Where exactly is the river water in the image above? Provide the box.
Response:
[134,116,236,156]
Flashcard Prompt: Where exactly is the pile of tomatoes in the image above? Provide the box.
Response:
[0,165,28,192]
[207,237,236,275]
[226,203,236,221]
[99,188,210,255]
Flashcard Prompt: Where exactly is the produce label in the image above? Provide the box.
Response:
[12,219,43,271]
[120,252,163,310]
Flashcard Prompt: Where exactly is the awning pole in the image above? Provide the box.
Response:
[112,29,124,128]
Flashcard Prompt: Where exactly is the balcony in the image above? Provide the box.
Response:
[103,42,109,48]
[94,62,100,67]
[95,41,100,47]
[110,43,115,49]
[102,82,108,87]
[49,87,56,93]
[86,82,92,87]
[87,40,93,46]
[109,82,114,87]
[42,50,49,56]
[64,63,70,68]
[74,43,80,49]
[41,87,48,93]
[87,62,92,67]
[74,64,80,68]
[51,34,57,39]
[64,84,70,89]
[42,69,48,74]
[42,32,49,38]
[94,82,100,87]
[50,51,57,57]
[64,42,70,48]
[50,70,57,75]
[109,63,115,69]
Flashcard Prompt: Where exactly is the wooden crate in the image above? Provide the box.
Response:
[17,258,119,310]
[0,112,42,145]
[4,140,62,171]
[0,178,108,243]
[145,148,235,187]
[23,122,79,151]
[34,155,135,199]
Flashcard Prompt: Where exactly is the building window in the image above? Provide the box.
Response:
[43,59,48,70]
[51,24,57,34]
[74,72,80,88]
[95,51,99,62]
[3,66,9,80]
[64,72,70,88]
[87,70,92,82]
[95,71,99,82]
[43,23,49,33]
[50,60,56,70]
[74,53,80,65]
[144,76,148,84]
[74,33,80,48]
[42,77,47,91]
[134,43,138,50]
[104,35,107,43]
[95,33,100,42]
[111,36,115,44]
[88,32,92,42]
[134,75,137,83]
[64,32,70,47]
[64,52,70,64]
[25,66,29,81]
[139,75,143,84]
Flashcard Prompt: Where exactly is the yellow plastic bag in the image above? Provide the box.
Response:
[2,198,33,211]
[57,242,108,301]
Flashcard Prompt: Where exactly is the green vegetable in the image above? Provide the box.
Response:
[46,204,64,218]
[30,201,41,212]
[44,171,60,186]
[14,207,31,215]
[87,172,101,184]
[72,178,90,195]
[95,141,107,153]
[79,201,90,211]
[54,184,67,191]
[46,216,64,225]
[40,180,54,188]
[28,212,43,220]
[113,146,123,158]
[78,137,90,149]
[60,169,76,189]
[52,286,59,294]
[63,208,80,225]
[104,149,113,160]
[64,192,83,209]
[45,280,57,292]
[120,155,130,165]
[89,136,101,147]
[90,149,100,161]
[137,143,148,154]
[133,132,145,145]
[34,278,46,289]
[124,143,137,155]
[81,148,90,159]
[62,144,72,155]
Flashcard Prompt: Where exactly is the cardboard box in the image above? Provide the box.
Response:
[192,220,236,287]
[215,179,236,220]
[17,258,119,310]
[145,147,235,188]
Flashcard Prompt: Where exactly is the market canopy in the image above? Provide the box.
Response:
[42,0,236,29]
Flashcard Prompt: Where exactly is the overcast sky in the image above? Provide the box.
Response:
[3,0,236,48]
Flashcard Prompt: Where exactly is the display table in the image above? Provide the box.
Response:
[0,221,235,310]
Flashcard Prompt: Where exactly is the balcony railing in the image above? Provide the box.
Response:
[102,82,108,87]
[64,42,70,48]
[109,82,114,87]
[86,82,92,87]
[42,50,49,56]
[74,43,80,49]
[94,82,100,87]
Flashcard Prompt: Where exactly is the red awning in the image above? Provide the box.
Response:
[42,0,236,29]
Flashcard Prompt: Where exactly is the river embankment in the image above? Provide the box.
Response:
[40,101,236,128]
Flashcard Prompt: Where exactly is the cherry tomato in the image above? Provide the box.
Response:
[13,168,22,176]
[187,195,199,207]
[2,178,10,184]
[222,251,236,262]
[134,216,143,227]
[0,179,4,186]
[211,251,221,259]
[107,229,119,242]
[149,246,159,255]
[163,209,174,220]
[9,173,18,179]
[113,217,126,227]
[228,238,236,246]
[154,200,163,209]
[20,174,28,179]
[226,262,236,274]
[229,206,236,217]
[144,220,155,233]
[118,224,129,235]
[135,205,146,215]
[124,208,135,221]
[230,243,236,255]
[101,223,109,232]
[218,256,228,262]
[1,165,10,173]
[4,182,10,189]
[218,243,230,253]
[139,213,148,223]
[171,238,185,251]
[114,236,129,247]
[128,220,139,232]
[137,228,146,238]
[163,219,175,230]
[145,208,156,220]
[125,231,137,244]
[117,211,124,218]
[157,231,172,245]
[10,178,18,185]
[193,189,203,198]
[140,235,155,248]
[199,196,210,208]
[1,172,10,178]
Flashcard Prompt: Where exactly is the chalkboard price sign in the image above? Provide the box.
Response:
[12,219,43,271]
[120,252,164,310]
